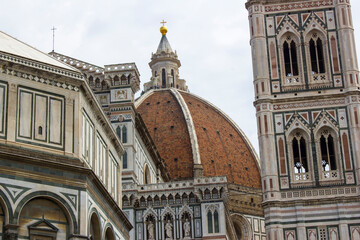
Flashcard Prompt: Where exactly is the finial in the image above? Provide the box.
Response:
[160,20,168,35]
[51,26,57,52]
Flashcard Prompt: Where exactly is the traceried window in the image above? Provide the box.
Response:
[123,151,127,169]
[101,80,107,90]
[291,132,310,182]
[88,76,94,86]
[162,69,166,88]
[309,33,325,74]
[283,39,299,77]
[95,78,100,87]
[116,126,121,139]
[207,208,220,234]
[122,125,127,143]
[318,129,339,180]
[113,75,120,86]
[207,211,213,234]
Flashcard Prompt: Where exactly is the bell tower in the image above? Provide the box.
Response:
[143,21,188,92]
[246,0,360,239]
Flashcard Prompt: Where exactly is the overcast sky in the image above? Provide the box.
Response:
[1,0,360,154]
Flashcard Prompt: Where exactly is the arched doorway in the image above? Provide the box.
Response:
[231,214,252,240]
[18,198,70,239]
[89,212,101,240]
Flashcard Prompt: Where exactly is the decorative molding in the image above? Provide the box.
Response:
[61,192,78,210]
[0,52,83,80]
[280,187,357,199]
[0,183,31,203]
[274,99,345,110]
[264,1,333,13]
[0,67,79,92]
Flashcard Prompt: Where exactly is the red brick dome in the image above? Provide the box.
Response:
[136,89,261,188]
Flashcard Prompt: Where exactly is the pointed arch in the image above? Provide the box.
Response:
[101,80,107,90]
[88,75,94,86]
[144,164,151,184]
[162,68,166,88]
[287,128,313,183]
[231,214,252,240]
[314,126,342,181]
[278,31,303,88]
[304,28,331,86]
[122,151,127,169]
[113,75,120,86]
[95,78,101,88]
[122,125,127,143]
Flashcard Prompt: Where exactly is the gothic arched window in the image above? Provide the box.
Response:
[122,126,127,143]
[290,131,310,182]
[317,129,339,180]
[113,75,120,86]
[101,80,107,90]
[89,76,94,86]
[283,37,299,77]
[207,208,220,234]
[162,69,166,88]
[116,126,121,139]
[207,211,213,234]
[95,78,100,87]
[214,210,219,233]
[309,33,325,74]
[122,151,127,169]
[171,69,175,87]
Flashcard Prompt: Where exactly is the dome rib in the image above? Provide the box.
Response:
[179,91,260,171]
[170,89,202,166]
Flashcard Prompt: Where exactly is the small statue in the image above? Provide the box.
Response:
[183,218,191,238]
[148,222,155,240]
[165,220,173,240]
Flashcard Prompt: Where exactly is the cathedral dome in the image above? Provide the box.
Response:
[136,89,261,188]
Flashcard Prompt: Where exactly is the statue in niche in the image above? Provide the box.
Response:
[147,222,155,240]
[165,220,173,240]
[183,218,191,238]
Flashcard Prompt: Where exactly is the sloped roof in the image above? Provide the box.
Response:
[0,31,80,72]
[156,35,173,53]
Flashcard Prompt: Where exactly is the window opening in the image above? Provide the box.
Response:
[283,36,299,77]
[207,211,213,233]
[38,126,43,135]
[320,130,338,179]
[122,151,127,169]
[214,210,219,233]
[162,69,166,88]
[116,126,121,139]
[122,126,127,143]
[309,34,325,74]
